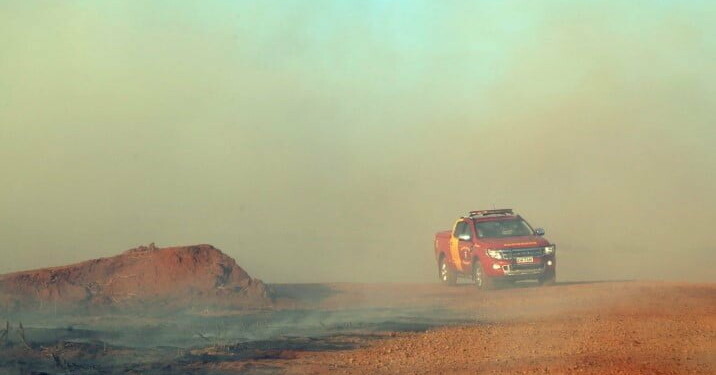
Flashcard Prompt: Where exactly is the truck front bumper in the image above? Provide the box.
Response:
[485,257,556,280]
[502,263,546,279]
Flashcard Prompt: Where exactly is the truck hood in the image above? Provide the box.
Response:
[477,236,551,249]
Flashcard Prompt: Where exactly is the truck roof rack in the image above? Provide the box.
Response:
[468,209,514,217]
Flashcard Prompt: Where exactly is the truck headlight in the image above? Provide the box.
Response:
[486,249,503,259]
[544,245,556,255]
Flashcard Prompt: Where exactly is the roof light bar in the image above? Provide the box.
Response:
[468,209,514,217]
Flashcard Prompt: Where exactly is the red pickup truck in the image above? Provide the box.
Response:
[434,209,556,289]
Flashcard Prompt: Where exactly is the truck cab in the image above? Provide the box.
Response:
[434,209,556,289]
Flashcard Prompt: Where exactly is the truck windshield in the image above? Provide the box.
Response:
[475,219,534,238]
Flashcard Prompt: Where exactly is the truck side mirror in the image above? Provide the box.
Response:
[535,228,545,236]
[458,234,472,241]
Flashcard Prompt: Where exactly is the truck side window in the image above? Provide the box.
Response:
[453,221,468,238]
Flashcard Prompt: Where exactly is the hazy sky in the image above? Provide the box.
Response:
[1,1,714,283]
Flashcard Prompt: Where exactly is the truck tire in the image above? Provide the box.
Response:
[472,261,494,290]
[538,273,556,286]
[439,256,457,286]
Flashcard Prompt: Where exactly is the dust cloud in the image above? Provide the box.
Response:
[1,2,714,283]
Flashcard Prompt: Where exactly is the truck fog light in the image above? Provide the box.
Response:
[547,260,553,266]
[492,264,501,270]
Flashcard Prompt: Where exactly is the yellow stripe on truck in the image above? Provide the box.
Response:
[449,220,464,272]
[449,237,463,272]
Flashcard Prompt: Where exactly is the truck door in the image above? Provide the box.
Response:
[449,220,471,273]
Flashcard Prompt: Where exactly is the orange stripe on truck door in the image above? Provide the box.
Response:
[449,236,463,272]
[449,219,464,272]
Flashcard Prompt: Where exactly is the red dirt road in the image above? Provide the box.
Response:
[270,281,715,374]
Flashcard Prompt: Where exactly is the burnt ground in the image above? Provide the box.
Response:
[0,280,714,374]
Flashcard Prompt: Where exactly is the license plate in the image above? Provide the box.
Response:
[516,256,534,264]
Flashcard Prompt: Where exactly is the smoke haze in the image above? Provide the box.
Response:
[1,1,714,283]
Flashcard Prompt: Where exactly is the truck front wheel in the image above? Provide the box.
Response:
[538,273,556,286]
[472,261,494,290]
[439,256,457,286]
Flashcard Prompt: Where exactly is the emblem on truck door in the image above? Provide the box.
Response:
[461,248,471,262]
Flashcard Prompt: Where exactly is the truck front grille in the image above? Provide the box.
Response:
[501,247,544,259]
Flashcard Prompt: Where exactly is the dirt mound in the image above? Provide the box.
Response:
[0,244,271,313]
